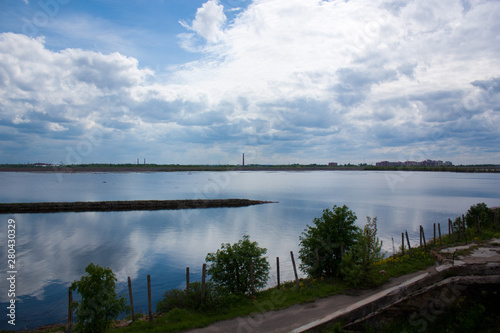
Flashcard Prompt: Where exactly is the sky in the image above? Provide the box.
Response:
[0,0,499,165]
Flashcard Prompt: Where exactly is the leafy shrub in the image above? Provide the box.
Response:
[465,202,493,229]
[70,263,128,333]
[452,216,464,234]
[164,308,190,323]
[157,287,192,313]
[341,217,385,287]
[206,235,270,295]
[157,281,244,315]
[299,205,360,278]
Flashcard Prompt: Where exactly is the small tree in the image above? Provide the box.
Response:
[452,216,463,234]
[465,203,493,229]
[341,217,385,287]
[299,205,360,278]
[206,235,270,294]
[70,263,128,333]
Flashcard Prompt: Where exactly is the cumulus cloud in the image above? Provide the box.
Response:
[1,0,500,164]
[0,33,157,161]
[179,0,227,50]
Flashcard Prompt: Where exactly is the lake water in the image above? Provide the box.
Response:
[1,170,499,330]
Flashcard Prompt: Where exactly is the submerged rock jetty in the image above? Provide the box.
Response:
[0,199,276,214]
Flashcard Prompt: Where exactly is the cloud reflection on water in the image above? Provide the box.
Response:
[1,171,499,329]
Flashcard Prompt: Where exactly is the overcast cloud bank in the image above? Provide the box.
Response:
[1,0,499,165]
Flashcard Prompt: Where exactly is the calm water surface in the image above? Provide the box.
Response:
[0,171,499,329]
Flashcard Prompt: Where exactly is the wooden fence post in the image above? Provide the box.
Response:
[128,277,135,322]
[147,275,152,324]
[448,218,452,241]
[433,223,436,246]
[419,225,422,247]
[463,214,467,244]
[420,226,427,253]
[401,232,405,255]
[186,267,190,292]
[459,216,462,239]
[201,263,207,303]
[67,288,73,332]
[276,257,280,290]
[438,223,442,246]
[290,251,300,290]
[405,231,412,257]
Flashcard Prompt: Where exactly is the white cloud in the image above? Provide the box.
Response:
[47,122,68,132]
[0,33,153,104]
[179,0,227,44]
[1,0,500,164]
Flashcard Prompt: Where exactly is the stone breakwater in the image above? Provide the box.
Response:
[0,199,277,214]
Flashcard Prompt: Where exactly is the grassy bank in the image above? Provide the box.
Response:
[115,223,500,333]
[110,248,435,333]
[115,280,348,333]
[324,227,500,333]
[5,204,498,333]
[5,229,497,333]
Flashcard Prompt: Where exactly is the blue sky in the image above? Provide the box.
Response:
[1,0,499,165]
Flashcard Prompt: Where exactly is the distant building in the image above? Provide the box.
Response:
[376,161,402,167]
[32,163,53,167]
[328,162,338,167]
[376,159,453,167]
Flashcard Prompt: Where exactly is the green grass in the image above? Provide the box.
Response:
[31,228,491,333]
[320,227,500,333]
[374,247,435,280]
[113,250,436,333]
[29,231,469,333]
[114,278,348,333]
[0,324,66,333]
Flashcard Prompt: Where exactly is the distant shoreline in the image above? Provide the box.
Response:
[0,164,499,173]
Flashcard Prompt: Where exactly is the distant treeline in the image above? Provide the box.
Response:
[0,163,499,173]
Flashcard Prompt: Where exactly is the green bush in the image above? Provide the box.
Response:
[157,282,244,315]
[465,202,493,229]
[299,205,360,278]
[206,235,270,295]
[452,216,464,234]
[341,217,385,287]
[70,263,129,333]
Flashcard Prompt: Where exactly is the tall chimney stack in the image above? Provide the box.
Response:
[242,153,245,167]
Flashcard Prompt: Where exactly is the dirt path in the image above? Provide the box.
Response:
[183,270,428,333]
